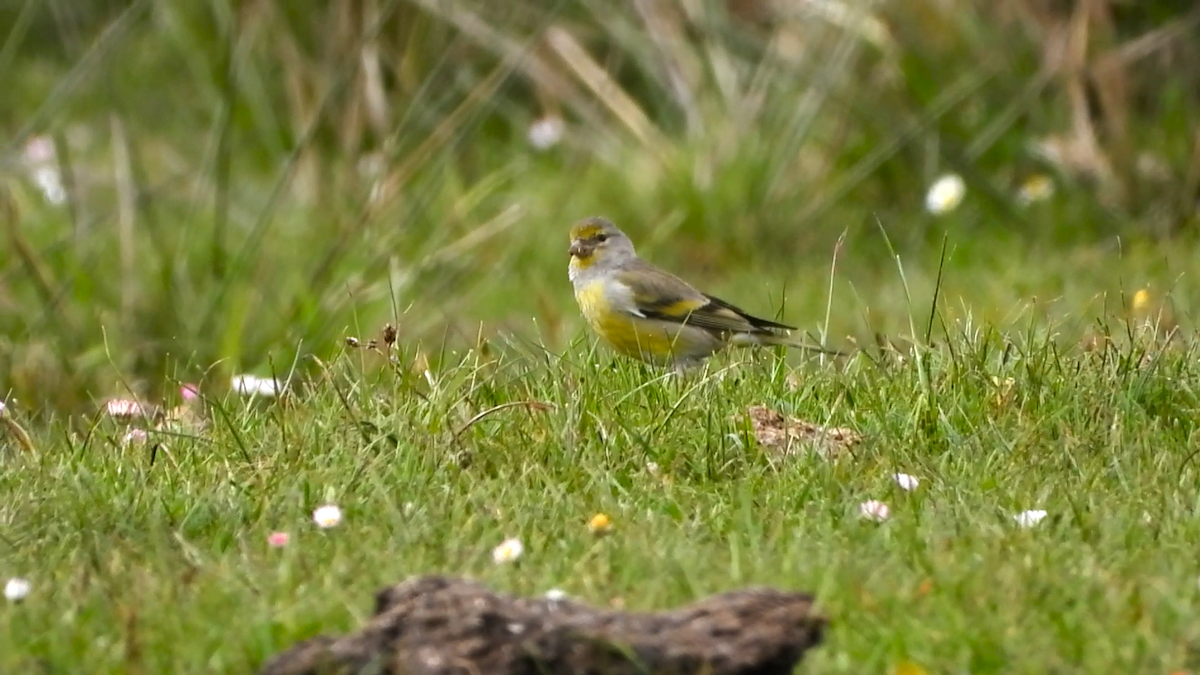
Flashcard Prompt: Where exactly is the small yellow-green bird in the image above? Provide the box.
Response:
[568,216,821,368]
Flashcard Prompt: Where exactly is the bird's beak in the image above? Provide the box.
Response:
[569,241,587,257]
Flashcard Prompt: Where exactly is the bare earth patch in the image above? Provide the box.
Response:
[740,405,861,459]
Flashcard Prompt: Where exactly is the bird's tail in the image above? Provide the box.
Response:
[735,330,848,357]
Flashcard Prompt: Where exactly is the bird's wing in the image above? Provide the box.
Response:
[614,262,795,334]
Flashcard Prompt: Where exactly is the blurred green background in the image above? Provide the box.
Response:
[3,0,1199,412]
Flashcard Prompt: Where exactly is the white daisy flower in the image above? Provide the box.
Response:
[312,504,343,529]
[22,136,66,205]
[1014,509,1047,528]
[492,537,524,564]
[925,173,965,214]
[4,578,31,602]
[232,374,284,398]
[528,116,564,151]
[893,473,920,491]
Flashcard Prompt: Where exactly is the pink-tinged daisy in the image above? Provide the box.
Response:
[106,399,146,418]
[122,429,148,445]
[859,500,890,522]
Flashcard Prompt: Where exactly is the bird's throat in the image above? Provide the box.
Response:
[568,255,595,280]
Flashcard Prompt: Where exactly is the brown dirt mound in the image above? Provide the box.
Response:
[260,575,827,675]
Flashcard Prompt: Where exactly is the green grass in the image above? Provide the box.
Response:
[3,322,1200,673]
[4,2,1200,673]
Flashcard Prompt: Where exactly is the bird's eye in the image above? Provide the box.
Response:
[595,233,608,242]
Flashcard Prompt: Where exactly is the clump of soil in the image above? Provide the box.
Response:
[261,575,827,675]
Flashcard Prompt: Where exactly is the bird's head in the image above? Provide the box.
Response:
[568,217,635,270]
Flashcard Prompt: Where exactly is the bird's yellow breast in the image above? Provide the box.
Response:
[574,279,712,362]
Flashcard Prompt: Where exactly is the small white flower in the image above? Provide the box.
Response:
[893,473,919,491]
[645,462,660,476]
[925,173,965,214]
[4,578,31,601]
[528,115,564,150]
[22,137,66,205]
[492,537,524,564]
[232,374,284,398]
[0,400,6,414]
[545,588,568,601]
[312,504,342,529]
[1014,509,1047,528]
[858,500,890,522]
[33,167,67,205]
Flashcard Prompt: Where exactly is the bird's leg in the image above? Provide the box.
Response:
[669,358,705,377]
